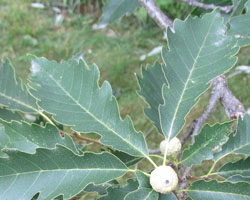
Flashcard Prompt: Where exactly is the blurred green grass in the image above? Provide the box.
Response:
[0,1,250,198]
[1,0,249,153]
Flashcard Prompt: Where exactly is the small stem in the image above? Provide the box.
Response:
[140,171,151,177]
[203,160,218,177]
[146,156,158,168]
[187,175,212,181]
[149,148,161,154]
[163,138,170,166]
[149,154,164,160]
[38,111,56,126]
[60,130,101,144]
[128,169,136,173]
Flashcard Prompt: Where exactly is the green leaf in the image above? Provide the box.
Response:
[0,107,22,122]
[110,149,143,167]
[227,175,250,183]
[0,146,128,200]
[125,188,159,200]
[84,183,110,196]
[216,157,250,180]
[159,10,238,139]
[99,179,139,200]
[125,170,176,200]
[230,0,248,17]
[137,62,167,134]
[1,120,78,154]
[125,170,158,200]
[228,1,250,47]
[0,59,38,113]
[187,180,250,200]
[214,114,250,161]
[100,0,140,25]
[0,124,9,157]
[159,193,178,200]
[135,170,151,188]
[181,122,233,166]
[28,57,148,158]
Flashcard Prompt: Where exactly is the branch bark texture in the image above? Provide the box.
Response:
[179,0,234,13]
[138,0,173,31]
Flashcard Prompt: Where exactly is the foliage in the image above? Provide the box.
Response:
[0,0,250,199]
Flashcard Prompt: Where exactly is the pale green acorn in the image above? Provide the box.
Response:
[160,137,182,156]
[150,165,178,194]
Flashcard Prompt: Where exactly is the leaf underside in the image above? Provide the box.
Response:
[28,57,148,157]
[0,146,128,200]
[159,10,238,139]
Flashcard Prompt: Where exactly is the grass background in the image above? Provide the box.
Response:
[0,0,250,199]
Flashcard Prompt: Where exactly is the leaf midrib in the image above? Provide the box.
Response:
[217,169,250,176]
[0,92,37,112]
[44,73,146,157]
[215,141,250,161]
[0,168,128,178]
[165,14,217,139]
[188,190,250,198]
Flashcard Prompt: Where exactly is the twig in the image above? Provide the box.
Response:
[149,148,161,154]
[59,130,101,144]
[179,0,234,13]
[138,0,173,31]
[178,76,246,161]
[187,175,211,181]
[181,76,245,146]
[145,126,155,137]
[217,76,245,119]
[177,165,192,199]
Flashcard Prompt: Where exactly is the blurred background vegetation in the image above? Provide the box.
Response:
[0,0,250,198]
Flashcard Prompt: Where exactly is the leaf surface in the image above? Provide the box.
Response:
[110,149,143,167]
[28,57,148,157]
[0,146,128,200]
[125,170,158,200]
[0,59,38,113]
[137,62,167,134]
[84,183,109,196]
[1,120,77,154]
[181,122,233,166]
[227,175,250,183]
[0,125,8,157]
[214,114,250,161]
[159,11,238,139]
[228,1,250,47]
[99,179,138,200]
[230,0,248,18]
[216,157,250,180]
[125,188,158,200]
[100,0,140,25]
[0,107,22,122]
[187,180,250,200]
[159,193,178,200]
